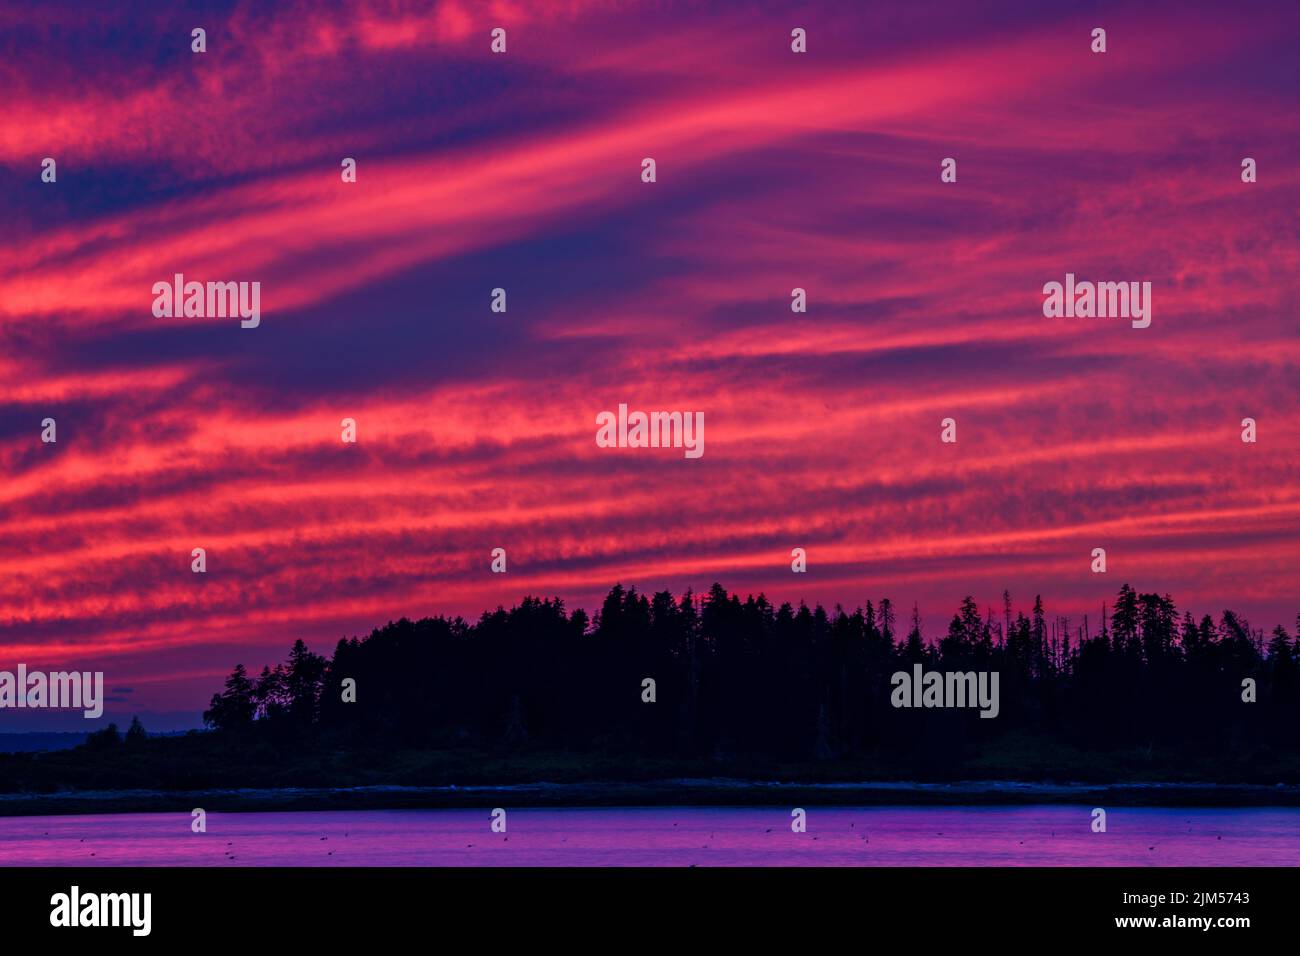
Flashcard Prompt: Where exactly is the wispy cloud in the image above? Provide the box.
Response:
[0,0,1296,721]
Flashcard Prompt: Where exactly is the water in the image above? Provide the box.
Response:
[0,806,1295,866]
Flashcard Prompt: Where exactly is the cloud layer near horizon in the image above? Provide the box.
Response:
[1,0,1297,724]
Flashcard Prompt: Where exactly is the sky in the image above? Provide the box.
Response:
[1,0,1297,730]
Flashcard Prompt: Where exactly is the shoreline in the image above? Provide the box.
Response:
[2,779,1298,816]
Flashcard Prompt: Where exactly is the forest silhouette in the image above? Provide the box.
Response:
[199,582,1300,772]
[4,582,1298,801]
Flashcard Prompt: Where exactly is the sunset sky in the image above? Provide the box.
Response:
[1,0,1297,730]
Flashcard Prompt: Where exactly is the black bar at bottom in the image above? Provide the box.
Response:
[0,866,1286,943]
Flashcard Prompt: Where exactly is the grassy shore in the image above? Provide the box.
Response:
[0,728,1297,815]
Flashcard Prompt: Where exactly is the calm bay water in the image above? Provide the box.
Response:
[0,806,1296,866]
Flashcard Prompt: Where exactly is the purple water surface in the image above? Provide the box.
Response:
[1,806,1296,866]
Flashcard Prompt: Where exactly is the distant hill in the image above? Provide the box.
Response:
[0,732,88,753]
[0,730,193,754]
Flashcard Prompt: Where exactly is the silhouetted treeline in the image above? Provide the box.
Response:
[203,583,1300,770]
